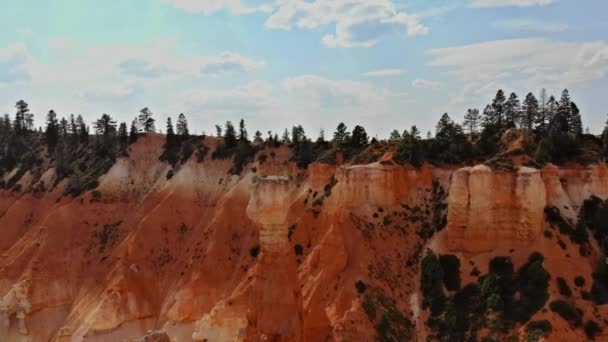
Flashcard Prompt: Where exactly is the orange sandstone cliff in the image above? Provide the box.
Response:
[1,134,607,341]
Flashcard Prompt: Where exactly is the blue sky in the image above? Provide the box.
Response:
[1,0,607,137]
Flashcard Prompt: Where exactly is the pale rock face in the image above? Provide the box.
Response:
[246,176,297,226]
[542,163,608,222]
[447,165,546,253]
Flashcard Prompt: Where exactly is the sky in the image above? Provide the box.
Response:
[1,0,607,138]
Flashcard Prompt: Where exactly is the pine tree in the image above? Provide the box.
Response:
[176,113,189,137]
[129,118,139,143]
[75,115,88,143]
[504,92,521,128]
[536,89,548,133]
[254,130,263,143]
[14,100,31,133]
[0,113,10,135]
[491,90,506,127]
[463,108,480,134]
[522,92,539,132]
[95,114,117,136]
[333,122,350,146]
[545,95,558,129]
[389,130,402,141]
[59,117,69,138]
[554,89,572,132]
[281,128,290,144]
[215,125,222,137]
[138,107,155,133]
[350,125,368,148]
[317,129,326,144]
[291,125,306,145]
[224,121,237,148]
[238,119,248,142]
[118,122,128,142]
[166,117,175,137]
[482,105,495,129]
[45,110,59,152]
[569,102,583,136]
[69,114,77,136]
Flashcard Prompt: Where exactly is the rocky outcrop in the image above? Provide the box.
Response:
[2,134,608,341]
[446,165,546,253]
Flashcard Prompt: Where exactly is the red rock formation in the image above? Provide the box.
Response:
[1,135,607,341]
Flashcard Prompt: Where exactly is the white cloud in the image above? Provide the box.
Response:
[180,80,276,113]
[470,0,553,8]
[494,19,568,32]
[79,83,140,102]
[283,74,407,108]
[0,43,30,86]
[428,38,608,87]
[164,0,273,14]
[412,79,441,90]
[265,0,428,48]
[363,69,404,77]
[425,38,608,123]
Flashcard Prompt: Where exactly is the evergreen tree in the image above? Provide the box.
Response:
[553,89,572,133]
[0,114,10,135]
[166,117,175,137]
[238,119,248,142]
[536,89,548,133]
[254,130,263,143]
[350,125,368,148]
[333,122,350,146]
[45,110,59,152]
[95,114,117,136]
[316,129,326,144]
[176,113,189,137]
[545,95,558,129]
[138,107,155,132]
[281,128,291,144]
[76,115,88,143]
[215,125,222,137]
[59,117,69,138]
[389,130,402,141]
[68,114,75,135]
[14,100,32,133]
[291,125,306,145]
[491,90,506,127]
[118,122,128,144]
[129,118,139,143]
[395,125,423,166]
[504,92,521,128]
[481,105,495,129]
[569,102,583,136]
[224,121,237,148]
[463,108,480,134]
[521,92,539,131]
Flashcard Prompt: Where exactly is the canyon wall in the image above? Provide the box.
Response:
[1,135,607,341]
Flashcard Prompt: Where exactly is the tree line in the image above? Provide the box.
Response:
[1,88,607,180]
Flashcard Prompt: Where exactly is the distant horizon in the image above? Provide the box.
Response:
[1,0,607,137]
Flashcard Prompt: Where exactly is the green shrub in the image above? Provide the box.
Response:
[525,320,552,342]
[489,256,514,276]
[355,280,367,294]
[574,276,585,287]
[439,254,461,291]
[294,244,303,256]
[549,300,582,327]
[557,277,572,297]
[249,245,260,258]
[421,249,446,316]
[584,320,602,340]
